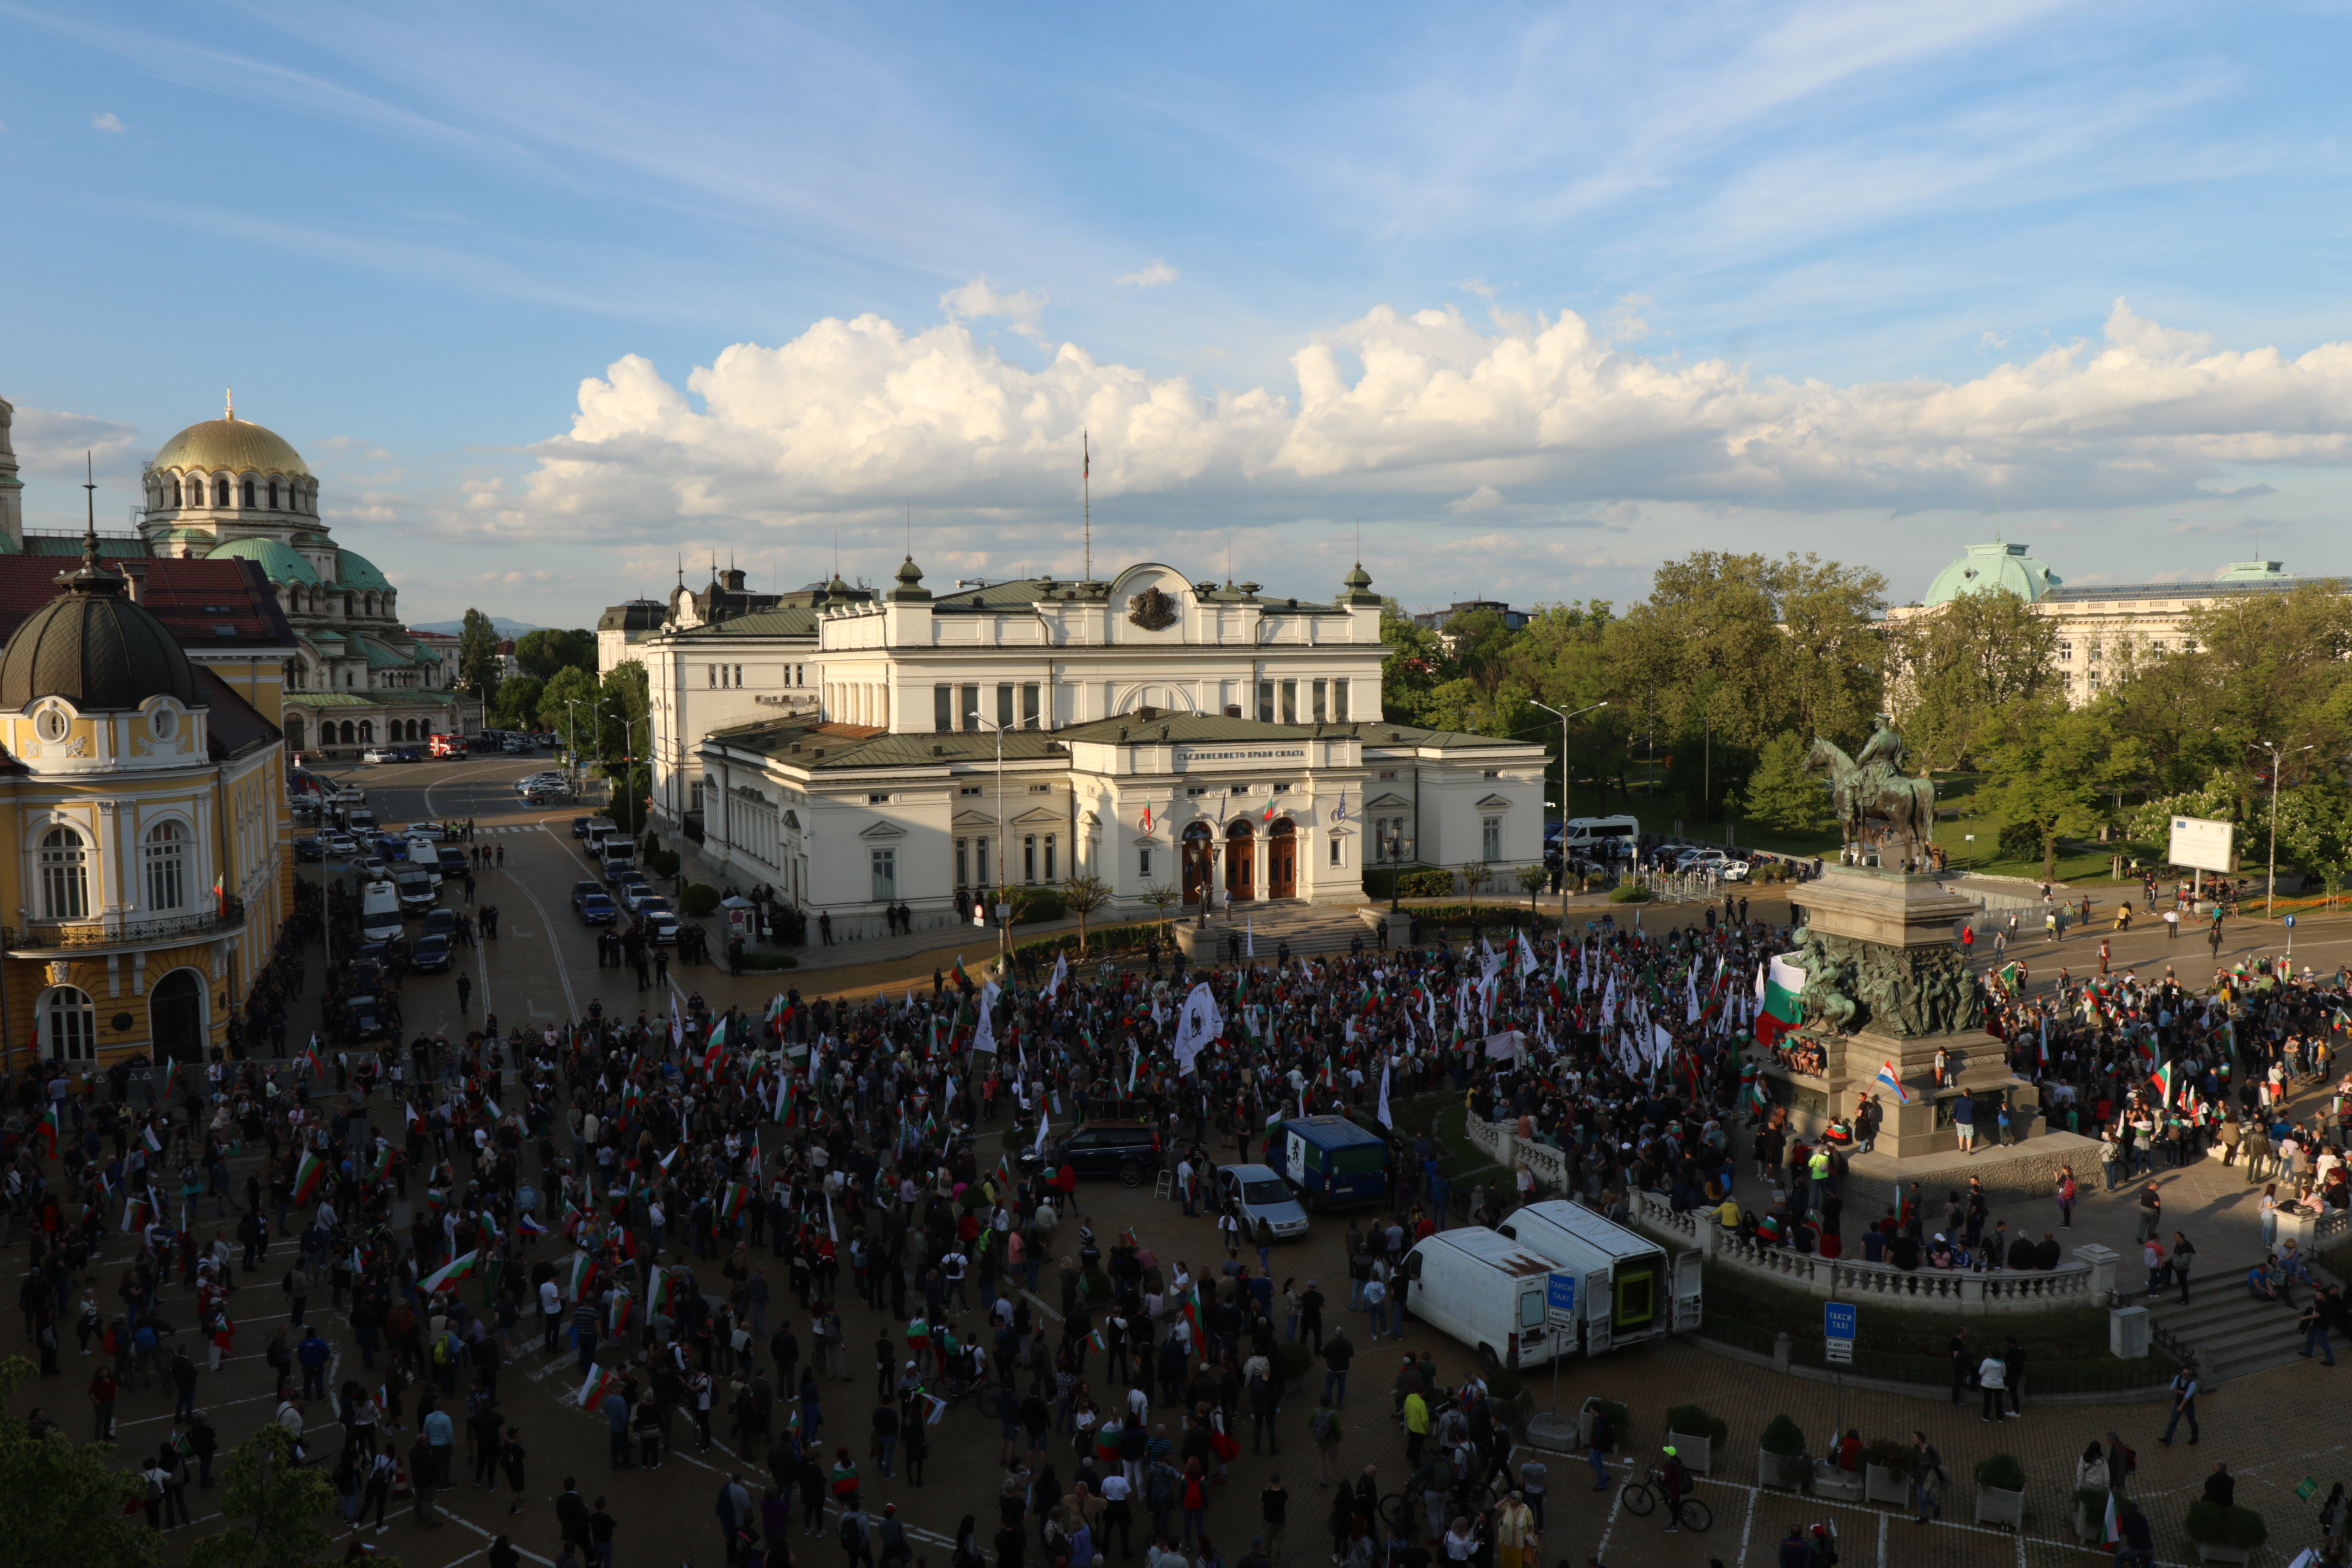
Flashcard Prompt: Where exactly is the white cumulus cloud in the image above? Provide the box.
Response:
[92,112,124,132]
[939,277,1047,336]
[507,297,2352,545]
[1115,260,1178,288]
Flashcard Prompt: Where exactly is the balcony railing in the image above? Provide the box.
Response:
[7,895,248,950]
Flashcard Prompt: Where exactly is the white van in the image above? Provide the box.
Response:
[359,879,404,943]
[1496,1200,1699,1354]
[1399,1228,1569,1373]
[1555,815,1640,858]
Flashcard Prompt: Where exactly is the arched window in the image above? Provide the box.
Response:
[144,820,188,911]
[169,478,183,508]
[358,720,374,743]
[239,478,254,508]
[213,476,231,507]
[267,479,280,509]
[285,714,305,749]
[39,826,88,920]
[339,720,355,744]
[42,986,95,1063]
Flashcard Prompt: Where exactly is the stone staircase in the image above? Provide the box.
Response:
[2146,1271,2337,1382]
[1173,900,1376,961]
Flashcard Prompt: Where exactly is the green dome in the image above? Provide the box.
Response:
[334,548,391,591]
[208,536,321,587]
[1923,540,2061,606]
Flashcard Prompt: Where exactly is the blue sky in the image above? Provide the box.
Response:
[8,1,2352,622]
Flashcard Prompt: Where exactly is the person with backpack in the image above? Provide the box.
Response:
[839,1499,876,1568]
[1658,1446,1691,1533]
[1308,1401,1343,1485]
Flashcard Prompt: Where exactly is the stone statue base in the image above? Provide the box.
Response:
[1761,864,2042,1161]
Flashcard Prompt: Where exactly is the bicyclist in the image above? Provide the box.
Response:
[1659,1445,1690,1534]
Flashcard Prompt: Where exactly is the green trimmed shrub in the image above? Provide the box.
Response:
[680,883,720,917]
[1862,1439,1914,1479]
[1012,888,1066,923]
[1608,882,1652,903]
[2184,1501,2266,1549]
[1397,869,1456,898]
[1665,1404,1729,1449]
[652,849,682,878]
[1975,1453,2026,1492]
[1758,1414,1804,1455]
[734,951,798,971]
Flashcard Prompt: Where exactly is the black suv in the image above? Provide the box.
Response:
[1020,1120,1164,1187]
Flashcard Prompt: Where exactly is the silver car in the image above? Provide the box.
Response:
[1216,1163,1311,1240]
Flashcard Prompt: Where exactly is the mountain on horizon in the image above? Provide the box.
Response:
[409,617,550,638]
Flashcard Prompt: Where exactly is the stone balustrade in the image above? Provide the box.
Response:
[1623,1187,2103,1316]
[1464,1112,1572,1193]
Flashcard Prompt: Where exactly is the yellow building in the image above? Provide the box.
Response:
[0,515,295,1070]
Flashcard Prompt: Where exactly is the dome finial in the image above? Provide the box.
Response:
[225,388,235,423]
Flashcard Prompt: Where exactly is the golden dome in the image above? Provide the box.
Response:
[151,404,310,478]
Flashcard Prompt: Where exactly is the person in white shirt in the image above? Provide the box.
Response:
[539,1278,565,1353]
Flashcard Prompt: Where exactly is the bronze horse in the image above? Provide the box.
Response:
[1805,735,1936,865]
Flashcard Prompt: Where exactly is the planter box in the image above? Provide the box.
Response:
[1864,1466,1911,1508]
[1758,1448,1807,1491]
[1664,1432,1713,1475]
[1810,1462,1863,1504]
[2191,1545,2253,1566]
[1974,1486,2026,1530]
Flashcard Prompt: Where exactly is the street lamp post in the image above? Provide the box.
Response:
[968,713,1012,975]
[1531,700,1609,932]
[2257,739,2313,916]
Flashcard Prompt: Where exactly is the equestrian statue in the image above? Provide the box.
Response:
[1805,722,1936,866]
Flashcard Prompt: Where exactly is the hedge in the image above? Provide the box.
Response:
[1608,883,1652,903]
[1395,868,1458,898]
[1009,924,1164,963]
[680,883,721,917]
[1011,888,1066,923]
[734,951,799,971]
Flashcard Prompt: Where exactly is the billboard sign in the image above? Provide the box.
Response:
[2168,815,2235,874]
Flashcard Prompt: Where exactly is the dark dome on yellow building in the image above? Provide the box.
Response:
[0,542,196,711]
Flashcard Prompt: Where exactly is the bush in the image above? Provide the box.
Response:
[1997,818,2041,860]
[1397,868,1457,898]
[1861,1439,1913,1478]
[652,849,682,878]
[2184,1501,2266,1549]
[1012,888,1066,924]
[1665,1404,1729,1449]
[680,883,721,918]
[1608,883,1652,903]
[1275,1341,1313,1384]
[1758,1414,1804,1456]
[1975,1453,2026,1492]
[734,951,798,971]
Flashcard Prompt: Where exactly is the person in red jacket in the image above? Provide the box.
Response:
[89,1366,118,1441]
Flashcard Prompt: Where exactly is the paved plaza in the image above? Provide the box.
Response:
[11,756,2348,1568]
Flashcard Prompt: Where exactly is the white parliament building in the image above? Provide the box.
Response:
[634,557,1546,924]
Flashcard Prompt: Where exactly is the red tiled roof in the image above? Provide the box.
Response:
[0,556,294,653]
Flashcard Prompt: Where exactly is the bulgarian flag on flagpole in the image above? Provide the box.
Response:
[2149,1060,2175,1106]
[291,1151,325,1206]
[38,1101,60,1158]
[1754,956,1804,1048]
[420,1250,479,1294]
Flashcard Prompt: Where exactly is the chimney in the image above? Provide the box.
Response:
[119,560,150,604]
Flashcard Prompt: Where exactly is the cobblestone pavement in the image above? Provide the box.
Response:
[12,758,2346,1567]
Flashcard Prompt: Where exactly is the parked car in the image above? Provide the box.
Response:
[570,880,606,911]
[407,821,449,841]
[361,747,394,764]
[322,833,358,858]
[1018,1120,1165,1187]
[421,908,458,941]
[354,856,390,882]
[344,995,389,1041]
[523,785,564,805]
[410,932,453,973]
[294,836,323,863]
[578,892,617,925]
[1215,1162,1311,1240]
[640,900,679,944]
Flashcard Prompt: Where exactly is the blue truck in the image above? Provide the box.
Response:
[1277,1116,1392,1211]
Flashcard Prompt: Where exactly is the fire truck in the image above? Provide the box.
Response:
[429,732,468,758]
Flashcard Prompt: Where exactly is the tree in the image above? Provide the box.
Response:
[1379,602,1445,726]
[1972,698,2150,881]
[184,1423,369,1568]
[538,666,600,752]
[597,662,652,766]
[1060,873,1113,956]
[457,608,502,703]
[1140,882,1179,938]
[0,1357,159,1568]
[512,628,597,680]
[1516,862,1549,912]
[1887,591,2060,772]
[488,674,545,732]
[2122,769,2245,850]
[1743,731,1830,833]
[2273,785,2352,906]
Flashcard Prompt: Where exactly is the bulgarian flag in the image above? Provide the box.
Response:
[648,1267,676,1317]
[292,1151,325,1206]
[1754,956,1804,1048]
[718,1182,750,1227]
[421,1250,478,1294]
[1177,1282,1205,1353]
[2149,1061,2175,1107]
[2101,1493,2121,1550]
[1139,798,1154,834]
[38,1102,60,1158]
[771,1072,796,1125]
[567,1252,598,1301]
[577,1365,622,1409]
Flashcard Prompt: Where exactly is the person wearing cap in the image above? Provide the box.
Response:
[1659,1445,1690,1532]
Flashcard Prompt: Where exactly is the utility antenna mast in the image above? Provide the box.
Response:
[1082,429,1092,582]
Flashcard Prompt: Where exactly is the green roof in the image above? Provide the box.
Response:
[335,548,391,591]
[675,604,819,639]
[1923,540,2061,606]
[208,536,320,587]
[285,692,395,709]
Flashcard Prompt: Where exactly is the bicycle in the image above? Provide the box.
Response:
[1616,1465,1711,1531]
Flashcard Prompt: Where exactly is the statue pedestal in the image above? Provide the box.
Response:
[1764,864,2041,1161]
